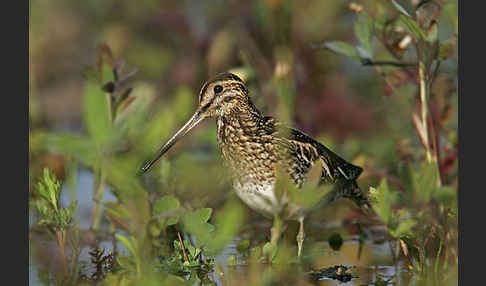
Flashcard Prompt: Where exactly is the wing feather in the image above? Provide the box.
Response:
[259,116,363,183]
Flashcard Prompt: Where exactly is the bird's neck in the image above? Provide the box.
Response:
[215,100,269,182]
[216,100,263,142]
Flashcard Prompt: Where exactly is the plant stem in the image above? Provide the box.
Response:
[418,58,442,187]
[91,170,106,231]
[270,214,283,245]
[418,61,432,163]
[178,232,189,262]
[56,230,68,274]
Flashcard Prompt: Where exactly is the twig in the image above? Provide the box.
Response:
[400,239,414,268]
[177,232,189,263]
[360,58,416,68]
[412,112,428,150]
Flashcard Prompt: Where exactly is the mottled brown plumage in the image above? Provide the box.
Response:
[140,72,369,256]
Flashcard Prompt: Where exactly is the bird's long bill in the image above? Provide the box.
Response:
[139,111,204,174]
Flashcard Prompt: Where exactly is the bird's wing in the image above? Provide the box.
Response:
[259,116,363,183]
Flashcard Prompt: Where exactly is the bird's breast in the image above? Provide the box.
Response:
[233,179,279,217]
[216,118,278,183]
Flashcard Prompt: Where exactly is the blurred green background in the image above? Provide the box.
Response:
[29,0,458,285]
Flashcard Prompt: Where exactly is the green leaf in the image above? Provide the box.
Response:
[390,218,417,238]
[173,239,182,251]
[274,166,295,203]
[391,1,430,42]
[116,234,137,257]
[354,11,373,57]
[82,79,114,147]
[412,162,439,203]
[263,242,278,262]
[103,155,147,197]
[105,202,131,218]
[181,209,215,247]
[116,255,135,272]
[205,201,244,256]
[434,186,457,208]
[153,195,181,225]
[105,202,132,231]
[369,179,399,224]
[391,0,411,17]
[186,242,197,259]
[148,220,163,237]
[114,82,156,134]
[195,208,212,223]
[399,15,427,41]
[250,246,262,259]
[45,133,97,168]
[34,168,62,212]
[323,41,361,62]
[194,248,201,260]
[101,61,115,84]
[226,255,237,266]
[236,240,250,253]
[425,22,439,43]
[398,163,414,196]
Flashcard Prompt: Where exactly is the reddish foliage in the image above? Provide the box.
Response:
[439,145,458,180]
[297,76,375,141]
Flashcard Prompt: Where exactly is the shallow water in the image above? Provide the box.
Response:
[29,168,401,286]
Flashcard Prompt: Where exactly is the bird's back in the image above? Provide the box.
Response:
[217,113,368,217]
[259,116,368,207]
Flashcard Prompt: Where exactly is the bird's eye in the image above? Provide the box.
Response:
[213,85,223,93]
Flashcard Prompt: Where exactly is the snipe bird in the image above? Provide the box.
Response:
[140,72,369,256]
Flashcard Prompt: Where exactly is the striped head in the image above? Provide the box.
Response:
[140,72,250,173]
[197,72,249,118]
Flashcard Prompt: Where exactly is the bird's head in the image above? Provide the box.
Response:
[139,72,249,173]
[197,72,249,118]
